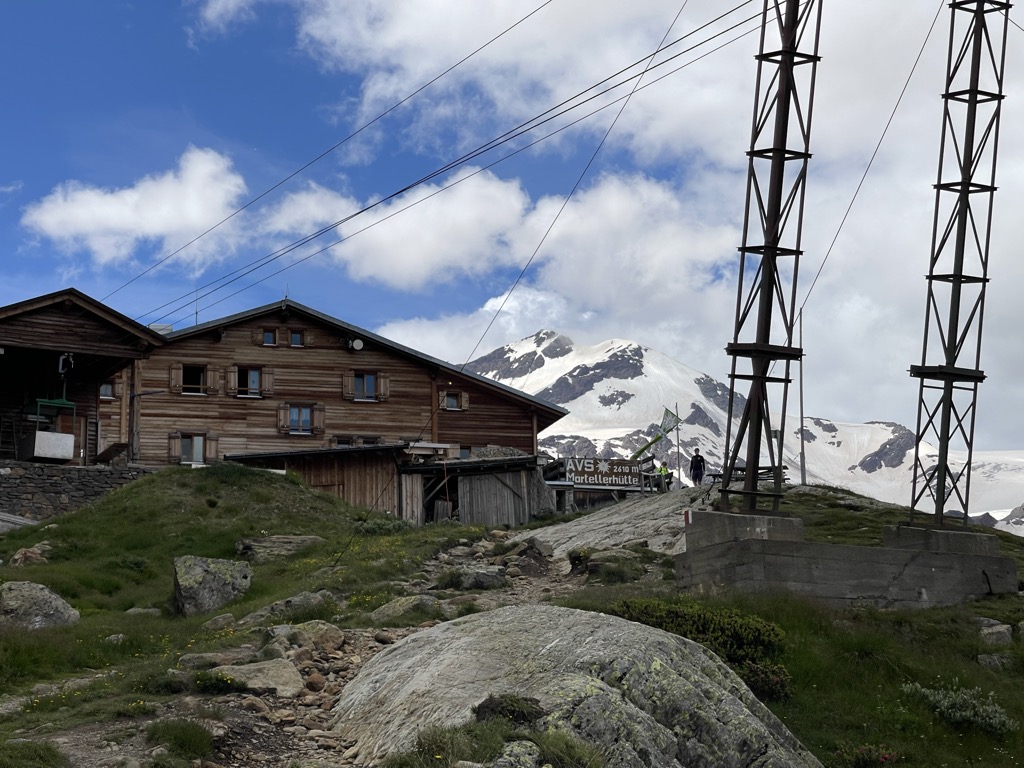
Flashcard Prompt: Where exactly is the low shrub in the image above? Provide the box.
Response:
[736,660,793,702]
[901,678,1019,736]
[830,741,900,767]
[608,597,785,664]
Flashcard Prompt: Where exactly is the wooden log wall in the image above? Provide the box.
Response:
[106,309,548,467]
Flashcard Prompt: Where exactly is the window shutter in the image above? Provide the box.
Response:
[251,330,263,346]
[304,330,315,347]
[261,366,275,397]
[113,377,125,398]
[207,367,221,395]
[343,370,355,400]
[169,363,183,394]
[377,373,390,401]
[168,432,181,464]
[226,366,238,396]
[460,391,470,410]
[277,403,290,434]
[438,390,448,409]
[313,403,326,435]
[207,433,219,462]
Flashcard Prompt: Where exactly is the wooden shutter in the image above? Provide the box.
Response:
[377,373,390,401]
[313,403,326,435]
[168,432,181,464]
[169,363,183,394]
[113,376,125,398]
[251,330,263,346]
[225,366,238,396]
[206,367,221,395]
[304,330,315,347]
[277,403,290,434]
[459,391,470,410]
[261,366,275,397]
[343,370,355,400]
[438,390,447,409]
[206,433,219,463]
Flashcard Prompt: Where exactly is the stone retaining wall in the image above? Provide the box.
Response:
[0,460,154,522]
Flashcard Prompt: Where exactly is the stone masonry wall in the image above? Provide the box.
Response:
[0,460,154,522]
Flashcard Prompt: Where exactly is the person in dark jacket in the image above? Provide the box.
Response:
[689,448,706,485]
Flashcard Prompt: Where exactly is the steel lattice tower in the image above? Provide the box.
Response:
[720,0,822,514]
[909,1,1011,522]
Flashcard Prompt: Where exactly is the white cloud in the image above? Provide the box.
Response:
[21,146,248,271]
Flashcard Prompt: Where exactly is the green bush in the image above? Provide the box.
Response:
[901,678,1019,736]
[609,597,785,664]
[737,660,793,702]
[354,515,413,536]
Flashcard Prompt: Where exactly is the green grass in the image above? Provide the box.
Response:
[1,471,1023,768]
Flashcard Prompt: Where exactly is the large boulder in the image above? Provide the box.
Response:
[0,581,80,630]
[329,604,821,767]
[173,556,252,617]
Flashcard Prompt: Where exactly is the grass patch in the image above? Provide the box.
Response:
[1,471,1023,767]
[145,719,214,759]
[0,740,67,768]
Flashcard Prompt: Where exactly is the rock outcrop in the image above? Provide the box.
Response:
[329,604,821,767]
[173,555,253,617]
[0,581,80,630]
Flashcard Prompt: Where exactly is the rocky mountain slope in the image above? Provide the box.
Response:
[467,330,1024,524]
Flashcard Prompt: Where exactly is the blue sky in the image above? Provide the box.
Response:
[3,1,1024,448]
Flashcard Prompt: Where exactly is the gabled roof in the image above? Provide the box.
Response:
[0,288,167,349]
[166,298,568,425]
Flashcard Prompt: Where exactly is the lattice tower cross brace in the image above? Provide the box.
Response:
[720,0,822,514]
[909,1,1010,522]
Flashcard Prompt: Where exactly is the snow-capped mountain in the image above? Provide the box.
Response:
[467,330,1024,523]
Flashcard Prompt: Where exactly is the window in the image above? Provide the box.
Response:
[181,434,205,464]
[168,431,218,464]
[355,372,376,401]
[238,366,261,397]
[289,329,304,347]
[182,365,206,394]
[263,329,277,346]
[278,403,324,435]
[439,390,470,411]
[290,405,312,434]
[343,370,389,401]
[99,380,115,399]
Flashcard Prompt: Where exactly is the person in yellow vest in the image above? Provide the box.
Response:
[657,461,673,491]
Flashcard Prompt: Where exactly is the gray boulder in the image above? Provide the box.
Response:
[173,556,253,617]
[329,604,821,767]
[208,658,305,698]
[0,581,80,630]
[236,589,334,628]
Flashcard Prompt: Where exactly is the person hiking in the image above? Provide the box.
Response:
[689,448,706,485]
[657,461,673,491]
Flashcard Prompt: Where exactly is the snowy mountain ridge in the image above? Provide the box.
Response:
[467,330,1024,533]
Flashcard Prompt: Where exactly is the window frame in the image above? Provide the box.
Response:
[181,364,207,395]
[99,380,115,400]
[262,328,277,346]
[289,329,305,348]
